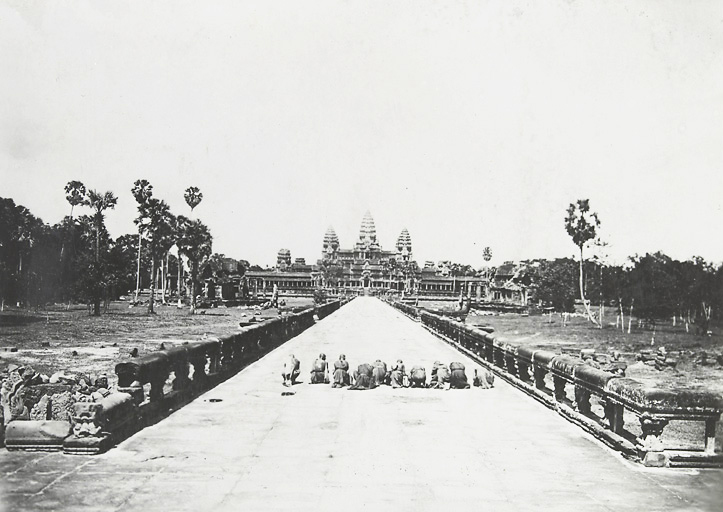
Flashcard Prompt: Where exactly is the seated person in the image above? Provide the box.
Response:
[372,359,389,386]
[332,354,350,388]
[282,354,301,387]
[449,361,470,389]
[390,359,406,388]
[428,361,451,389]
[409,365,427,388]
[349,363,376,390]
[473,368,495,389]
[310,353,329,384]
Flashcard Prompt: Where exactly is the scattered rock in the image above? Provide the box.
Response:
[40,342,50,348]
[71,350,78,357]
[130,348,139,358]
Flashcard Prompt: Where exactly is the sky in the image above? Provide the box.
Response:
[1,1,721,268]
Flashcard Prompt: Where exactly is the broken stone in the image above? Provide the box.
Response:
[49,391,76,422]
[30,395,51,420]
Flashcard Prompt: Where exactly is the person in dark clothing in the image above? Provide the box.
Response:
[349,363,376,390]
[449,361,470,389]
[409,365,427,388]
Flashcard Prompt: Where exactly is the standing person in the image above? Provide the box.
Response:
[349,363,376,390]
[409,365,426,388]
[332,354,350,388]
[310,353,329,384]
[449,362,470,389]
[372,359,388,386]
[390,360,406,388]
[282,354,300,387]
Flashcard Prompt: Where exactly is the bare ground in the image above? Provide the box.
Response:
[0,297,315,383]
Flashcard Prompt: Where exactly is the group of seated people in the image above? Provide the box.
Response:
[282,353,494,390]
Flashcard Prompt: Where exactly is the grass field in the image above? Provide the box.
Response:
[0,297,315,383]
[462,309,723,396]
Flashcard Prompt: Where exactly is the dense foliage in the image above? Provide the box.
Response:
[526,253,723,324]
[0,180,213,314]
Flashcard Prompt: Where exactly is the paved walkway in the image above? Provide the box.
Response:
[1,298,721,511]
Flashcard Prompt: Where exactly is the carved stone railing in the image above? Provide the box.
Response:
[390,300,722,467]
[2,299,347,454]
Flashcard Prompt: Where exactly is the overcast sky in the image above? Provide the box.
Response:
[1,1,721,268]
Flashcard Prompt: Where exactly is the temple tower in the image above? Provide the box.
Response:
[322,226,340,260]
[396,228,413,262]
[355,210,380,254]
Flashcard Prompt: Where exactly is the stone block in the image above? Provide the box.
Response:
[642,451,668,467]
[574,365,618,393]
[4,420,72,451]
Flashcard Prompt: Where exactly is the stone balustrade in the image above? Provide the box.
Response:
[391,301,722,468]
[2,299,347,454]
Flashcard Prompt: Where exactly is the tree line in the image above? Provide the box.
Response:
[0,180,213,315]
[525,199,723,332]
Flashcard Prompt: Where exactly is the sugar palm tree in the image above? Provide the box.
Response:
[131,180,153,302]
[84,189,117,316]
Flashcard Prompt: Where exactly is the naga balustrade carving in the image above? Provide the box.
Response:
[393,301,722,467]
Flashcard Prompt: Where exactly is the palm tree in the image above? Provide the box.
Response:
[64,181,86,219]
[61,181,86,264]
[131,180,153,302]
[84,190,117,316]
[177,218,212,313]
[184,186,203,215]
[141,198,174,314]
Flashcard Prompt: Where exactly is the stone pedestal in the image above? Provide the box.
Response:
[639,413,669,466]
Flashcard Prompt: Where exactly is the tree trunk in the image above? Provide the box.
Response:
[148,258,156,314]
[161,254,167,304]
[627,299,634,334]
[177,254,183,307]
[190,262,197,313]
[578,246,599,326]
[598,264,603,329]
[135,231,142,302]
[619,300,624,333]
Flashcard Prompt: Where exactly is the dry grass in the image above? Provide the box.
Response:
[0,297,314,381]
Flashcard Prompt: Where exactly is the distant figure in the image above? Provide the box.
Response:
[272,284,279,308]
[390,360,406,388]
[332,354,350,388]
[473,368,495,389]
[428,361,451,389]
[372,359,388,386]
[449,362,470,389]
[310,353,329,384]
[409,365,427,388]
[349,363,376,390]
[282,354,300,387]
